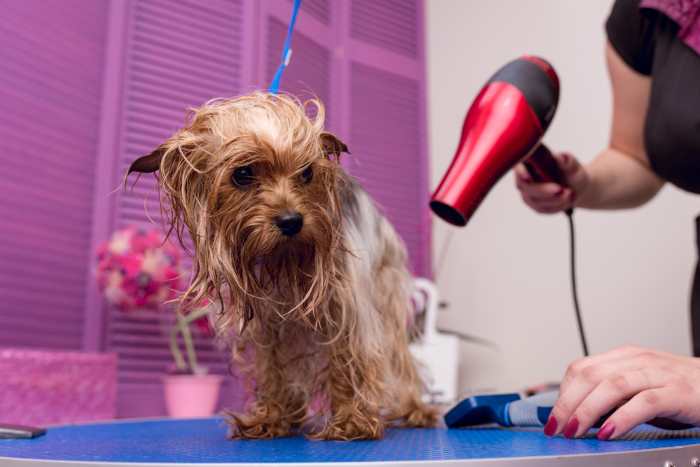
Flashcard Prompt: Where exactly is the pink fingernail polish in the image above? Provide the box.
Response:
[563,417,579,439]
[544,416,558,437]
[597,422,615,441]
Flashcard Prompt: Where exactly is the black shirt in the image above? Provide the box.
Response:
[606,0,700,194]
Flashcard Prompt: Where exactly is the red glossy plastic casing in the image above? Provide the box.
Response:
[430,56,565,226]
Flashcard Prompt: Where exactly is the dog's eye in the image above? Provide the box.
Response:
[232,165,255,187]
[301,165,313,184]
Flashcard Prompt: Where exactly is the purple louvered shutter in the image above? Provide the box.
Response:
[261,0,430,276]
[0,1,108,349]
[260,0,335,128]
[0,0,428,417]
[345,0,430,276]
[97,0,250,417]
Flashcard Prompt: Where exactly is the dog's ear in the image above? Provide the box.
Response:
[128,145,166,174]
[320,132,350,159]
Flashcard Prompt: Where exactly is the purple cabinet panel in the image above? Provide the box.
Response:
[1,0,429,417]
[265,16,334,125]
[349,62,428,275]
[344,0,430,276]
[264,0,430,275]
[351,0,419,57]
[0,0,108,349]
[99,0,248,417]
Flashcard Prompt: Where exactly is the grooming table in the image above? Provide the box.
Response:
[1,417,700,466]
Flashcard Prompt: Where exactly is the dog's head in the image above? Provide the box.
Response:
[128,93,350,326]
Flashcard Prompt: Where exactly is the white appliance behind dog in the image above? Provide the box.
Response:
[410,278,459,405]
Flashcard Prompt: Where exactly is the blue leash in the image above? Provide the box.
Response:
[268,0,302,94]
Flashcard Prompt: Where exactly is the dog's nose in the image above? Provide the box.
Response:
[275,211,304,236]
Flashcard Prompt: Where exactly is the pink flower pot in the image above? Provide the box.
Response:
[163,374,223,417]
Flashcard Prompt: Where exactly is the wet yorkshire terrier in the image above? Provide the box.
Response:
[128,92,437,440]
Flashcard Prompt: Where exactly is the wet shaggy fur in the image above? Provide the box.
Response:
[128,92,437,440]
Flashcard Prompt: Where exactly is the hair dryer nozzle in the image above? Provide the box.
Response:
[430,56,560,226]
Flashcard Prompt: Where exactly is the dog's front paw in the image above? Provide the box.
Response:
[227,413,291,439]
[310,415,384,441]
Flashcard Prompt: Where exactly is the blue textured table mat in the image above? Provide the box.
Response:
[1,417,699,463]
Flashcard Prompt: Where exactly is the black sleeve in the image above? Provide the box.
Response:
[605,0,656,75]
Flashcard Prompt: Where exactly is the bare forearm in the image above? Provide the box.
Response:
[575,147,664,209]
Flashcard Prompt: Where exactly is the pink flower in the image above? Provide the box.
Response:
[119,256,142,277]
[95,226,186,313]
[194,315,215,336]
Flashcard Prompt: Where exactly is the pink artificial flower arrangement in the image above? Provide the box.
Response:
[96,226,184,311]
[96,226,215,373]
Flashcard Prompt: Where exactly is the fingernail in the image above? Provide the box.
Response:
[597,422,615,441]
[563,417,579,439]
[543,416,558,437]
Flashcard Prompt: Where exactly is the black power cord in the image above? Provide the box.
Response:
[523,146,589,356]
[565,208,589,357]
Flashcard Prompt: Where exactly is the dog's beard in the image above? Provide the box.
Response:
[227,219,341,332]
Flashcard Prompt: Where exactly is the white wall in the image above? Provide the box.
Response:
[426,0,699,396]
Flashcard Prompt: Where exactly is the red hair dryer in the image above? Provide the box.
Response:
[430,56,567,226]
[429,55,593,359]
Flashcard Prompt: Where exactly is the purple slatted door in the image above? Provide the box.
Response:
[259,0,336,128]
[259,0,429,276]
[343,0,430,276]
[105,0,248,417]
[0,1,108,349]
